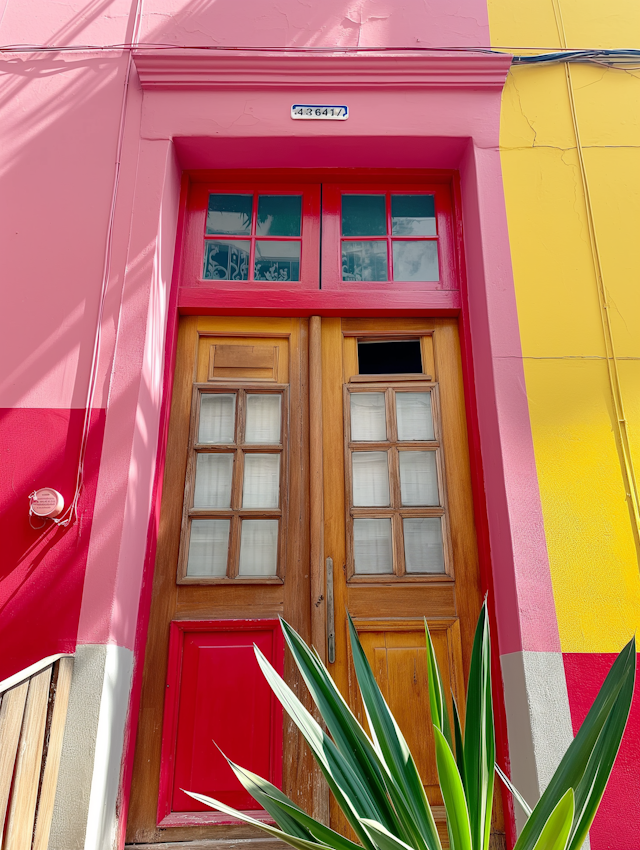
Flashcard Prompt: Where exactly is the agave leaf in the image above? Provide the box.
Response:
[529,789,574,850]
[280,619,406,838]
[361,818,420,850]
[348,615,443,850]
[495,763,532,818]
[434,727,472,850]
[514,637,635,850]
[254,645,382,850]
[452,695,466,794]
[225,758,317,841]
[261,788,364,850]
[463,603,494,850]
[184,791,336,850]
[425,619,453,750]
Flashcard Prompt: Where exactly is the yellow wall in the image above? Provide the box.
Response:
[488,0,640,652]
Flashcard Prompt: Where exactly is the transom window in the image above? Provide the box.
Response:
[183,177,455,291]
[178,387,287,583]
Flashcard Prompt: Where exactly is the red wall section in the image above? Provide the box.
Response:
[0,407,104,682]
[563,653,640,850]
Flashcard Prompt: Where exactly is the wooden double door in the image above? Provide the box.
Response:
[126,315,484,847]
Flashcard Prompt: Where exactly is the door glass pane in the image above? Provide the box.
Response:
[193,454,234,508]
[352,451,390,506]
[353,518,393,574]
[395,392,434,441]
[391,195,436,236]
[203,240,250,280]
[242,454,280,508]
[392,241,439,282]
[350,393,387,442]
[256,195,302,236]
[199,394,236,444]
[245,394,281,443]
[206,194,253,235]
[238,519,279,575]
[403,518,444,573]
[342,241,387,282]
[186,519,230,577]
[399,451,439,506]
[341,195,386,236]
[254,241,300,282]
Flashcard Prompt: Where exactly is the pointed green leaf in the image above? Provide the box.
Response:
[514,637,635,850]
[261,788,364,850]
[184,791,336,850]
[495,764,532,818]
[361,818,420,850]
[434,727,472,850]
[254,645,381,850]
[425,618,453,750]
[348,615,443,850]
[530,789,574,850]
[452,695,466,794]
[463,603,494,850]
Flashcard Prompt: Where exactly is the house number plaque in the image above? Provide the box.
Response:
[291,104,349,120]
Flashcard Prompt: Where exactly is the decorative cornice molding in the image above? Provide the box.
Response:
[133,50,512,92]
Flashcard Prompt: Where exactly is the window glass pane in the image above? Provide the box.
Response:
[396,392,434,441]
[193,454,234,508]
[203,240,250,280]
[358,340,422,375]
[245,394,281,443]
[238,519,279,575]
[352,451,390,507]
[186,519,230,577]
[199,394,236,444]
[257,195,302,236]
[399,451,439,506]
[392,241,439,282]
[353,518,393,574]
[254,241,300,282]
[242,453,280,508]
[403,518,444,573]
[391,195,436,236]
[342,195,386,236]
[342,241,387,282]
[350,393,387,442]
[206,194,253,235]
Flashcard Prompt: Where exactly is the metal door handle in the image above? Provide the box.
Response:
[326,557,335,664]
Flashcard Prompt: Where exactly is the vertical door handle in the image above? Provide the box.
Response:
[326,557,335,664]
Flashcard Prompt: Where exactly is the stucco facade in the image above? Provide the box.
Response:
[0,1,638,848]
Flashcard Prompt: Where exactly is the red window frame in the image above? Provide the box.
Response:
[184,182,321,290]
[321,182,456,291]
[157,619,284,827]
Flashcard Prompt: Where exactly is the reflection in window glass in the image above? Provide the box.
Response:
[395,392,434,441]
[342,241,387,282]
[242,454,280,508]
[254,241,300,281]
[193,454,234,508]
[257,195,302,236]
[403,518,444,573]
[399,451,439,506]
[353,518,393,574]
[350,393,387,442]
[238,519,279,575]
[341,195,386,236]
[203,240,250,280]
[199,394,236,444]
[391,195,436,236]
[392,241,439,282]
[187,519,230,577]
[352,452,390,506]
[206,194,253,235]
[245,395,281,443]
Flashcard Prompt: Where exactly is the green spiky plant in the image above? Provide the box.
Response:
[186,603,636,850]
